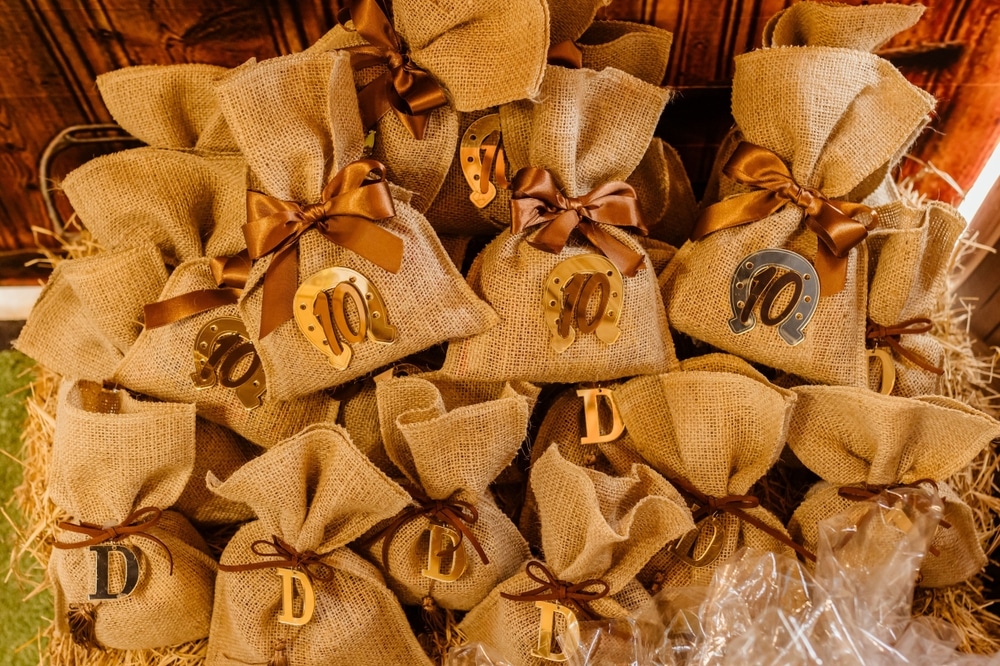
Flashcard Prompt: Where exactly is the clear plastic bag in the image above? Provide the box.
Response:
[448,487,1000,665]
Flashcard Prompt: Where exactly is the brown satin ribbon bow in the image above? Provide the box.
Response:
[867,317,944,375]
[838,480,951,556]
[243,159,404,339]
[217,535,336,581]
[143,251,251,329]
[500,560,610,621]
[547,41,584,69]
[371,484,489,572]
[53,506,175,574]
[692,141,876,296]
[340,0,449,140]
[510,167,649,277]
[668,475,816,563]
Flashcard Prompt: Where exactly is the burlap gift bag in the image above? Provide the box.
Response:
[16,243,167,382]
[662,1,935,387]
[206,423,433,666]
[48,380,216,650]
[787,386,1000,587]
[610,355,802,588]
[458,446,692,664]
[362,371,536,610]
[174,418,261,528]
[97,63,238,153]
[115,257,341,448]
[335,377,399,475]
[441,65,677,383]
[214,49,497,401]
[865,200,966,397]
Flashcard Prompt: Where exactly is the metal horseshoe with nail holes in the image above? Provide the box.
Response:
[728,249,820,346]
[543,255,624,353]
[293,267,397,370]
[459,114,502,208]
[191,316,266,410]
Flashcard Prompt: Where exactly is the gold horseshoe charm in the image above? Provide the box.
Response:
[191,316,266,410]
[293,267,397,370]
[460,114,503,208]
[543,255,624,353]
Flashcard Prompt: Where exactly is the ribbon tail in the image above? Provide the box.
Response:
[143,288,242,329]
[327,218,404,274]
[577,223,646,278]
[813,245,848,297]
[357,70,395,132]
[259,246,300,339]
[691,190,788,241]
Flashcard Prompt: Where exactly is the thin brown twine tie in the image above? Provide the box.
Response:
[667,476,817,563]
[143,250,251,329]
[217,535,336,581]
[338,0,449,140]
[54,506,174,574]
[691,141,876,295]
[837,479,951,556]
[866,317,943,375]
[510,166,649,277]
[369,484,489,572]
[500,560,610,621]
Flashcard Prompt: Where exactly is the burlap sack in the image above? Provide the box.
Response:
[787,385,1000,587]
[865,200,966,397]
[662,2,935,387]
[48,380,216,650]
[423,12,677,236]
[459,446,692,665]
[441,65,677,383]
[97,63,238,152]
[61,146,245,266]
[115,258,341,448]
[610,355,799,587]
[215,50,497,400]
[16,244,167,382]
[301,0,549,215]
[364,371,536,610]
[174,418,261,527]
[336,377,399,475]
[206,423,432,666]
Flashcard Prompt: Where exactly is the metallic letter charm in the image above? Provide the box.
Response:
[192,316,266,410]
[460,114,502,208]
[421,524,468,583]
[293,267,397,369]
[89,544,140,601]
[532,601,581,662]
[277,568,316,626]
[728,249,820,346]
[868,348,896,395]
[543,255,624,353]
[576,388,625,445]
[669,516,725,568]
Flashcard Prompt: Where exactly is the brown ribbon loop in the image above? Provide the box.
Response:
[692,141,876,296]
[217,535,336,581]
[370,484,490,572]
[54,506,175,574]
[866,317,944,375]
[667,476,817,563]
[142,250,252,329]
[547,40,584,69]
[243,159,404,338]
[500,560,610,622]
[340,0,449,140]
[837,479,951,555]
[510,167,649,277]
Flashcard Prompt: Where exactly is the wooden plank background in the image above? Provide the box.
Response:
[1,0,999,336]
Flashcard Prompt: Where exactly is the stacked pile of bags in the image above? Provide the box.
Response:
[17,0,1000,664]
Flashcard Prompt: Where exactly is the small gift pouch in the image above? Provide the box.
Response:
[458,446,693,665]
[865,200,965,397]
[787,386,1000,587]
[611,355,802,587]
[441,65,677,383]
[207,424,432,666]
[48,380,216,650]
[662,1,935,387]
[363,371,536,610]
[214,50,497,401]
[174,418,260,528]
[16,243,167,381]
